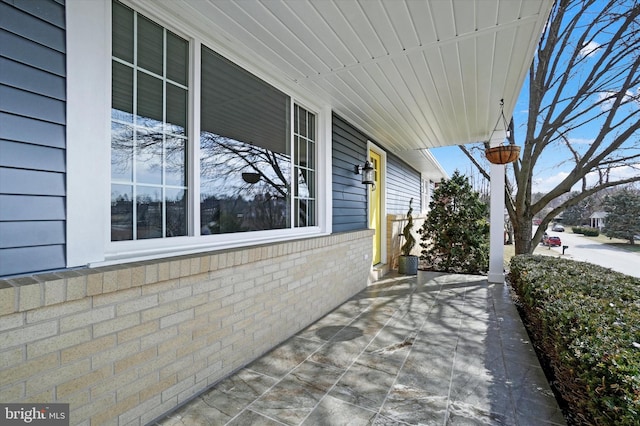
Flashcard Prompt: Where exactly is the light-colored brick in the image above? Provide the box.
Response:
[66,276,87,301]
[61,334,116,364]
[158,332,191,355]
[116,369,157,400]
[144,264,158,284]
[161,376,195,402]
[43,279,66,306]
[26,298,91,323]
[2,320,57,348]
[131,265,145,287]
[158,286,191,304]
[26,359,91,396]
[141,302,178,322]
[141,278,178,296]
[117,268,133,291]
[139,375,175,403]
[91,339,140,368]
[0,382,24,402]
[69,394,115,426]
[114,346,156,374]
[0,287,16,316]
[92,393,138,426]
[93,313,140,338]
[60,306,114,333]
[57,364,111,399]
[169,260,181,279]
[140,326,177,350]
[0,353,60,385]
[27,328,91,359]
[102,270,118,293]
[177,294,207,312]
[0,311,23,333]
[0,346,24,369]
[157,262,170,282]
[116,294,158,316]
[137,352,176,378]
[93,287,140,307]
[18,283,43,311]
[117,320,158,344]
[119,393,161,425]
[86,273,103,296]
[90,370,136,399]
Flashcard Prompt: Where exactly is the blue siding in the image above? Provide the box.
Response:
[332,114,368,232]
[331,114,423,230]
[0,0,66,277]
[386,153,422,215]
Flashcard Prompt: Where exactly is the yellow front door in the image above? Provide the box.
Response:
[368,150,382,265]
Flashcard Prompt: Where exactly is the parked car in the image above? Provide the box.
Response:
[545,236,562,247]
[552,224,565,232]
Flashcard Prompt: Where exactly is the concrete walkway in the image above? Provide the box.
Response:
[153,272,566,425]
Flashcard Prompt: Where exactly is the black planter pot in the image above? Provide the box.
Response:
[398,255,418,275]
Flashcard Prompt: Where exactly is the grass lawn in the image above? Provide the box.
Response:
[577,232,640,253]
[503,241,562,269]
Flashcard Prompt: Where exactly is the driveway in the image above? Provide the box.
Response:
[543,230,640,278]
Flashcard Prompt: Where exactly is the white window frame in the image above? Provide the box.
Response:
[66,0,331,268]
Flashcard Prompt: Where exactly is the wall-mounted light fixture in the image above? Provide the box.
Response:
[354,161,375,185]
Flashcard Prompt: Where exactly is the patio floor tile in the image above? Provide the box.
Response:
[153,272,566,426]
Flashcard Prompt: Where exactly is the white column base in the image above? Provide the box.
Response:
[488,271,505,284]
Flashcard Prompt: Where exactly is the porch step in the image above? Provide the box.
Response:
[370,263,389,281]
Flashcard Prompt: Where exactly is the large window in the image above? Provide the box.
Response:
[110,1,317,245]
[111,1,189,241]
[199,47,291,234]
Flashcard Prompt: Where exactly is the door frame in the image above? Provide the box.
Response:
[367,141,387,266]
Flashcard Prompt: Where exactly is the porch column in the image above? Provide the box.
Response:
[488,132,506,283]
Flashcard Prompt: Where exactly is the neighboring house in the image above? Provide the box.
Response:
[590,211,608,230]
[0,1,552,424]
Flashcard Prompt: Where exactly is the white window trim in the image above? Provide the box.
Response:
[66,0,331,269]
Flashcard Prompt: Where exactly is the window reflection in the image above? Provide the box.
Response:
[111,0,188,241]
[200,46,292,234]
[200,133,291,234]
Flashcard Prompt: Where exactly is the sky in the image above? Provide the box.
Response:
[429,0,639,195]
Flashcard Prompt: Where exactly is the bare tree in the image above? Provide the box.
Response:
[462,0,640,254]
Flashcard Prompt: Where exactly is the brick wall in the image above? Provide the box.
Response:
[0,230,373,425]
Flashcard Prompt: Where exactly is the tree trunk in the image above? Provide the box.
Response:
[513,216,534,255]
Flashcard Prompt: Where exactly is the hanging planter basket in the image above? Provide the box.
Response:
[485,144,520,165]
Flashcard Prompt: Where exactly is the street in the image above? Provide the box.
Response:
[542,229,640,278]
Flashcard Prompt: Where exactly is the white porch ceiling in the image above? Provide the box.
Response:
[141,0,553,178]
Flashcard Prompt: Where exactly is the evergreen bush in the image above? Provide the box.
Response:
[419,171,489,274]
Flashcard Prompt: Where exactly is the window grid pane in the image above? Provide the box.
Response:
[111,0,188,241]
[293,104,316,227]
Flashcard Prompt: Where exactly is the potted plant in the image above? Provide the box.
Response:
[398,198,418,275]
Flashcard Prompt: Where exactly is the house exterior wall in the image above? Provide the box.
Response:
[0,1,422,423]
[0,230,372,425]
[386,153,422,215]
[331,114,369,232]
[0,0,67,276]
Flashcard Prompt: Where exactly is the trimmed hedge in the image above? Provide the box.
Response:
[510,255,640,425]
[572,226,600,237]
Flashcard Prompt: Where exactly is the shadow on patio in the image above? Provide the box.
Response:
[153,272,566,425]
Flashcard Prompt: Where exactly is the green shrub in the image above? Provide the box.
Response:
[572,226,584,234]
[573,226,600,237]
[510,255,640,425]
[582,227,600,237]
